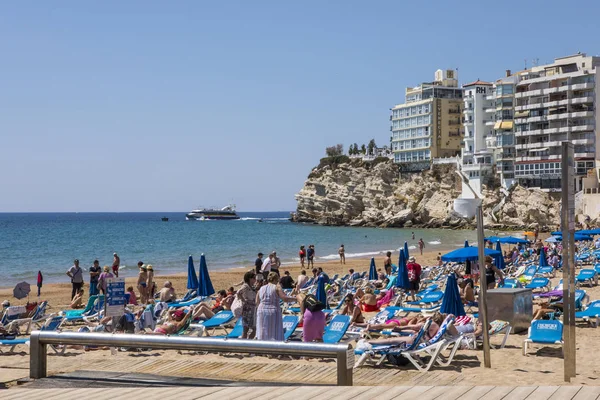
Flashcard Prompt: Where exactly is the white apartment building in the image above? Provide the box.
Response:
[514,53,600,192]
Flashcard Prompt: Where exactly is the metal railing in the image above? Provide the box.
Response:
[29,331,354,386]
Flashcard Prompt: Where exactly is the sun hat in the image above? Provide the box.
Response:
[140,264,147,270]
[146,265,153,271]
[172,309,185,319]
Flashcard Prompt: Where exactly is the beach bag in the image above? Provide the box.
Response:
[231,296,243,318]
[304,294,325,313]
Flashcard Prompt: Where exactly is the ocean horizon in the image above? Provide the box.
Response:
[0,212,483,287]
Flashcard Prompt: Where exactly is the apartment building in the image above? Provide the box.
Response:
[391,69,464,171]
[514,53,600,191]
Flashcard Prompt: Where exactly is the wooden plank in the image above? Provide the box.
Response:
[458,386,495,400]
[501,386,537,400]
[348,385,401,400]
[394,386,434,399]
[573,386,600,400]
[549,386,583,400]
[479,386,518,400]
[527,386,560,400]
[282,386,334,400]
[234,386,286,400]
[432,385,476,400]
[251,386,302,400]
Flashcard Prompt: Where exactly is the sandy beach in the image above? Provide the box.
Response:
[1,247,599,387]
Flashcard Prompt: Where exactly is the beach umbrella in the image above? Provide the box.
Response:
[484,236,502,243]
[197,254,215,297]
[368,258,377,281]
[186,255,199,291]
[495,241,506,270]
[539,247,549,268]
[545,236,559,243]
[13,281,30,300]
[464,240,469,248]
[315,275,329,309]
[396,249,410,290]
[579,228,600,236]
[441,247,502,263]
[404,241,409,260]
[440,273,465,317]
[498,236,529,244]
[37,271,43,297]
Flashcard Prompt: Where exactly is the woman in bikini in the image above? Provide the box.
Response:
[340,294,364,324]
[360,287,378,312]
[151,309,192,335]
[363,312,444,346]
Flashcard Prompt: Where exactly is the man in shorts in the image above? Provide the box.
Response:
[406,256,422,302]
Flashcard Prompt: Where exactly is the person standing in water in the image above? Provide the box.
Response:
[112,253,120,277]
[307,245,315,268]
[412,232,415,240]
[418,238,425,255]
[338,244,345,265]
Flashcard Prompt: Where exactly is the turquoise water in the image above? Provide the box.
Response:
[0,212,480,286]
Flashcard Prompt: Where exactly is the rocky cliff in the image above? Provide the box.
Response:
[293,157,561,230]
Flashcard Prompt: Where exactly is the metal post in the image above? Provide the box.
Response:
[29,331,47,379]
[336,345,353,386]
[561,142,576,381]
[476,205,491,368]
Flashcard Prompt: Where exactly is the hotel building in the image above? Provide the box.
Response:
[391,69,464,171]
[514,53,599,192]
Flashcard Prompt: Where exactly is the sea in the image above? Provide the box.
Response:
[0,212,482,287]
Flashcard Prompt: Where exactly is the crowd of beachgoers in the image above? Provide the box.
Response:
[2,234,600,376]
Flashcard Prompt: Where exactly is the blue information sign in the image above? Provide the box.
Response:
[105,278,126,317]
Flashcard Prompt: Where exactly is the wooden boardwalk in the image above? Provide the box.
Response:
[3,385,600,399]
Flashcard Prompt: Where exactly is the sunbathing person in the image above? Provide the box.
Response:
[362,313,444,346]
[533,300,558,320]
[191,303,216,321]
[340,294,364,324]
[151,309,192,335]
[360,287,378,312]
[70,289,85,309]
[353,314,423,331]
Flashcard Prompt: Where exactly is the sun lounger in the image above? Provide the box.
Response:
[464,320,511,350]
[536,266,555,278]
[396,291,444,314]
[498,278,522,289]
[576,269,598,287]
[167,296,206,308]
[523,320,563,356]
[575,300,600,327]
[190,310,235,336]
[63,295,105,322]
[283,315,300,341]
[0,315,65,354]
[323,315,351,343]
[354,319,432,368]
[526,277,550,292]
[212,318,244,339]
[62,295,97,319]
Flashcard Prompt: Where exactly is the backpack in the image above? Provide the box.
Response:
[304,294,325,313]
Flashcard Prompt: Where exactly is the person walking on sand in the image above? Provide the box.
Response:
[299,246,306,267]
[66,259,84,300]
[260,253,274,280]
[383,251,392,276]
[307,245,315,267]
[97,266,114,295]
[89,259,101,296]
[271,251,281,277]
[407,256,422,302]
[112,253,120,277]
[338,244,345,265]
[146,265,155,299]
[237,271,257,339]
[418,238,425,255]
[255,272,297,341]
[137,262,148,304]
[254,253,264,275]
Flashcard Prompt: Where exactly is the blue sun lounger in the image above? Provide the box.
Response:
[523,320,563,356]
[283,315,300,341]
[323,315,351,344]
[212,318,244,339]
[499,278,522,289]
[192,310,235,336]
[576,269,598,287]
[63,295,105,322]
[575,300,600,327]
[396,291,444,314]
[0,315,65,354]
[535,266,555,278]
[526,278,550,292]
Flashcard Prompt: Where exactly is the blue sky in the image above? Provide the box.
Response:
[1,1,598,212]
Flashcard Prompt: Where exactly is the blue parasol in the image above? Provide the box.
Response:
[539,247,549,268]
[404,241,410,260]
[495,241,506,270]
[579,228,600,235]
[315,275,329,309]
[197,254,215,297]
[368,257,377,281]
[484,236,502,243]
[440,273,466,316]
[498,236,529,244]
[395,249,410,290]
[441,247,502,263]
[186,255,199,291]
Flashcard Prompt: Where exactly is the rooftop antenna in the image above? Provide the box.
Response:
[533,58,539,67]
[524,58,527,70]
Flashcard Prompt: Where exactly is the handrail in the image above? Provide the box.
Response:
[29,331,353,386]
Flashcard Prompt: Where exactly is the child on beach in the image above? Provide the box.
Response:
[126,286,137,304]
[299,246,306,267]
[307,245,315,267]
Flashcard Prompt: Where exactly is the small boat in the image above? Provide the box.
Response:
[161,217,169,222]
[186,205,240,220]
[257,219,263,223]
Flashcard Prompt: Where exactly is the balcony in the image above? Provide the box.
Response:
[463,109,474,114]
[572,138,595,146]
[464,120,474,125]
[484,107,496,113]
[575,152,595,159]
[571,124,595,132]
[497,153,515,161]
[515,155,560,162]
[571,96,595,105]
[571,82,594,91]
[485,120,495,126]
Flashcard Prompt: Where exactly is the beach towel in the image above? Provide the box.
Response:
[376,290,394,309]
